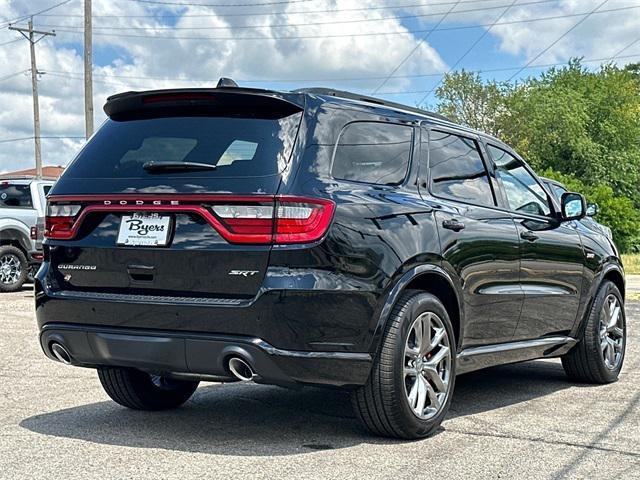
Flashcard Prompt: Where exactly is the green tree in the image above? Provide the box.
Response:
[434,70,510,136]
[500,60,640,204]
[434,59,640,252]
[541,169,640,252]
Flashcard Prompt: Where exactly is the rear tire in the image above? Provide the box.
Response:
[97,367,199,410]
[0,245,28,293]
[562,281,626,384]
[352,290,456,439]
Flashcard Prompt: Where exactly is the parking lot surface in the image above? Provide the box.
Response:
[1,288,638,479]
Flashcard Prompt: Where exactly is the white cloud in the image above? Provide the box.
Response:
[0,0,638,173]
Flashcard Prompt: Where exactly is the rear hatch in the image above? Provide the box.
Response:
[44,89,318,301]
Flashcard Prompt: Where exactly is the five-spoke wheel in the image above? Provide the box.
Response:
[599,294,624,370]
[563,280,626,384]
[404,312,452,420]
[352,290,456,439]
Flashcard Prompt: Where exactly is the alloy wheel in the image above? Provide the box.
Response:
[599,294,624,370]
[0,253,22,285]
[403,311,452,420]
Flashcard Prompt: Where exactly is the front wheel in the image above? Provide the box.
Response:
[562,280,626,384]
[352,290,456,439]
[98,367,199,410]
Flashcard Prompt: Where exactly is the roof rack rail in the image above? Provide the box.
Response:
[294,87,453,123]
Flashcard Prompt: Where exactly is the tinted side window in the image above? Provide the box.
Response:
[488,145,551,216]
[0,184,32,208]
[428,130,494,206]
[332,122,412,185]
[550,184,566,202]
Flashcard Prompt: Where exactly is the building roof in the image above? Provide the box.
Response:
[2,166,64,179]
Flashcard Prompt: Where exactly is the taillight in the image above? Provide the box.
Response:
[274,198,335,244]
[30,226,38,240]
[43,195,335,245]
[211,196,335,244]
[45,204,81,239]
[212,203,275,244]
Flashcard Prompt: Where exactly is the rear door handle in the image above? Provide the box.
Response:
[520,230,539,242]
[442,219,465,231]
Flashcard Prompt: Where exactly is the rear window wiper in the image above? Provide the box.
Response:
[142,161,217,172]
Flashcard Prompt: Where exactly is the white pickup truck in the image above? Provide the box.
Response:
[0,177,55,291]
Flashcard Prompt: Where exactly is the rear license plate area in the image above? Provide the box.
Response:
[117,213,172,246]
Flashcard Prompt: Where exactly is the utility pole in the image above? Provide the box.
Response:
[9,19,55,179]
[84,0,93,138]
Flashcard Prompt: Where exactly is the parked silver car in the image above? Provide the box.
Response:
[0,177,55,291]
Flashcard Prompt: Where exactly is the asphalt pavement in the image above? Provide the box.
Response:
[1,287,638,479]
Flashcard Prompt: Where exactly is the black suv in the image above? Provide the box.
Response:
[36,83,627,439]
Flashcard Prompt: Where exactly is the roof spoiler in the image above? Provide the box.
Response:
[104,83,304,120]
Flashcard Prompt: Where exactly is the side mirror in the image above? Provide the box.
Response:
[561,192,586,221]
[586,202,599,217]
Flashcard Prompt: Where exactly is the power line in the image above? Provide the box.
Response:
[507,0,609,81]
[0,135,85,144]
[0,69,30,82]
[609,35,640,62]
[101,0,517,17]
[371,0,462,94]
[36,0,558,31]
[48,5,640,41]
[378,54,640,93]
[129,0,315,5]
[43,53,640,90]
[418,0,517,105]
[0,0,75,29]
[0,39,22,48]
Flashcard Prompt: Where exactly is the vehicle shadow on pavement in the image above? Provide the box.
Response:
[20,360,575,455]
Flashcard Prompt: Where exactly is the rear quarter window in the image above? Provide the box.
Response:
[0,184,32,208]
[331,122,413,185]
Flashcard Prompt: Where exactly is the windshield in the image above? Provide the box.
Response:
[64,113,302,179]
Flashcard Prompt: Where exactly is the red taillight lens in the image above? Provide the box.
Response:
[274,198,335,244]
[212,203,275,244]
[45,204,81,240]
[211,197,335,244]
[30,226,38,240]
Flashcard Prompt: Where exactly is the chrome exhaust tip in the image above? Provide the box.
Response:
[50,342,72,365]
[227,356,255,382]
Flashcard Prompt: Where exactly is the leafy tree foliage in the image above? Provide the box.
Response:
[434,70,510,137]
[541,169,640,253]
[434,59,640,252]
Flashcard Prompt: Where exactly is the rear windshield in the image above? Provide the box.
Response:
[0,184,32,208]
[64,113,303,179]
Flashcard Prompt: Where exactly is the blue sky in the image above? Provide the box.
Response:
[1,0,639,171]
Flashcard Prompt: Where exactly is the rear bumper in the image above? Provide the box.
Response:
[40,323,372,387]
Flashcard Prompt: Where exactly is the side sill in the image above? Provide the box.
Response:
[456,336,578,375]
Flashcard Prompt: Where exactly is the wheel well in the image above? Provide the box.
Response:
[604,269,625,300]
[0,239,27,252]
[405,273,461,347]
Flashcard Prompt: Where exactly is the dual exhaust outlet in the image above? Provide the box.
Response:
[50,342,73,365]
[227,356,256,382]
[49,342,257,382]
